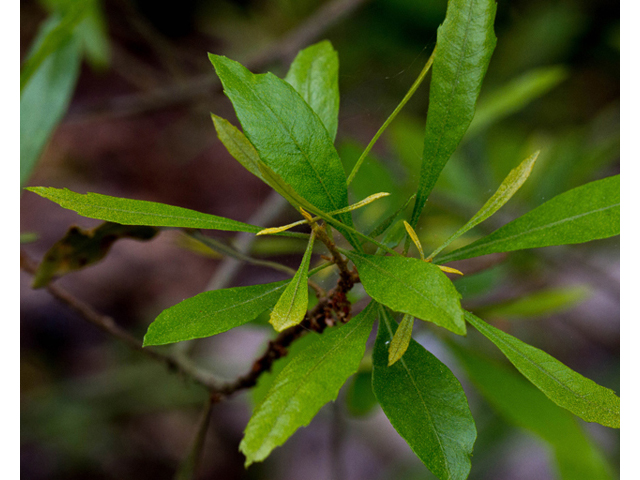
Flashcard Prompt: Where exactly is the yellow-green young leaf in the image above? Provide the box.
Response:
[465,311,620,428]
[410,0,498,228]
[269,232,316,332]
[26,187,307,238]
[373,305,476,480]
[388,314,414,366]
[33,222,158,288]
[428,151,539,260]
[450,344,612,480]
[240,302,376,466]
[437,175,620,263]
[285,40,340,140]
[211,114,263,180]
[342,251,465,335]
[143,280,290,346]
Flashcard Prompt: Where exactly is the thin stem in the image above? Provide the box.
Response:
[346,47,436,186]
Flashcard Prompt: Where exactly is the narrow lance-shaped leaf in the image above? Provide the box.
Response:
[450,343,612,480]
[465,311,620,428]
[143,280,290,346]
[240,302,376,466]
[410,0,497,228]
[209,54,360,249]
[428,151,539,260]
[341,250,465,335]
[437,175,620,263]
[387,313,414,366]
[211,114,263,180]
[372,305,476,480]
[26,187,307,238]
[285,40,340,140]
[21,18,82,187]
[269,231,316,332]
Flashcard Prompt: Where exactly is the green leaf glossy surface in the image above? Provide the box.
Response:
[451,344,612,480]
[437,175,620,263]
[410,0,497,227]
[285,40,340,140]
[26,187,306,238]
[269,232,315,331]
[465,311,620,428]
[240,302,376,466]
[373,306,476,480]
[143,280,289,346]
[342,251,465,335]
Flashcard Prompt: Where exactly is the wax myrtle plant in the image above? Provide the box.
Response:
[25,0,620,478]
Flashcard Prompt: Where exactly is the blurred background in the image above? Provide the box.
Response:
[20,0,620,479]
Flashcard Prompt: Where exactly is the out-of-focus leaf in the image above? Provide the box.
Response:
[209,54,358,248]
[465,311,620,428]
[346,369,378,417]
[372,305,476,480]
[342,251,465,335]
[20,233,39,244]
[467,66,568,137]
[387,313,414,365]
[437,175,620,263]
[33,222,158,288]
[240,302,376,466]
[429,151,539,260]
[211,114,263,180]
[20,19,81,187]
[285,40,340,140]
[74,0,110,68]
[269,232,315,331]
[26,187,307,238]
[143,280,289,346]
[368,194,415,239]
[450,343,612,480]
[480,285,590,319]
[410,0,497,228]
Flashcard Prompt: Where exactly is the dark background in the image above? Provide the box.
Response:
[20,0,620,479]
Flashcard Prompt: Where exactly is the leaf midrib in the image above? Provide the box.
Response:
[441,203,619,261]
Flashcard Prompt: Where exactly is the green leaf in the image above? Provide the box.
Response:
[21,19,82,187]
[464,311,620,428]
[342,251,465,335]
[285,40,340,140]
[466,66,568,137]
[211,114,263,180]
[450,344,612,480]
[346,370,378,417]
[367,193,415,239]
[410,0,497,227]
[269,232,316,332]
[209,54,351,223]
[26,187,307,238]
[33,222,158,288]
[387,314,414,366]
[143,280,290,346]
[437,175,620,263]
[480,285,590,320]
[428,151,539,260]
[373,305,476,480]
[240,302,376,466]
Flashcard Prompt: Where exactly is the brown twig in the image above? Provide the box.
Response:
[66,0,371,122]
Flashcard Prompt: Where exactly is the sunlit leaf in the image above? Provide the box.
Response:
[211,114,263,180]
[342,251,465,335]
[240,302,376,466]
[387,313,414,365]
